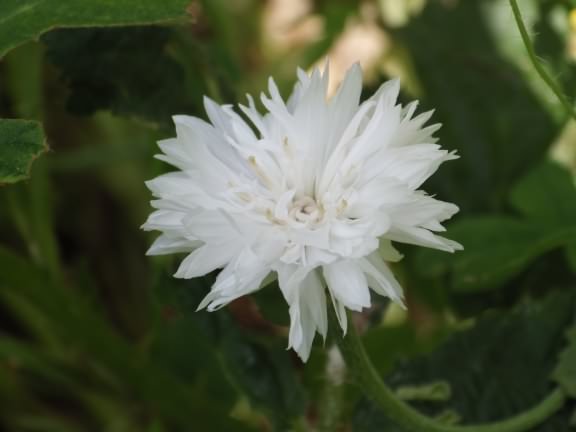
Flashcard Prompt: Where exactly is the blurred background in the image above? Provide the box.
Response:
[1,0,576,430]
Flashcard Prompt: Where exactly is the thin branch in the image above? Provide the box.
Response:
[509,0,576,120]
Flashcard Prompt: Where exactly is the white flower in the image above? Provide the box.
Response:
[143,64,462,361]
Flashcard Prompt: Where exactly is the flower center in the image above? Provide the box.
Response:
[289,196,322,224]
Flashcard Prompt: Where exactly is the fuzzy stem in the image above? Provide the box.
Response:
[336,312,565,432]
[508,0,576,119]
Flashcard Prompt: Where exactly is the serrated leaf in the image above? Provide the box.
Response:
[354,291,576,431]
[0,119,46,184]
[0,0,190,59]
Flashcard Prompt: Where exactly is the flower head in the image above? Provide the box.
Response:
[143,64,461,361]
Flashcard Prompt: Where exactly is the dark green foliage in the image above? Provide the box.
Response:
[43,27,197,124]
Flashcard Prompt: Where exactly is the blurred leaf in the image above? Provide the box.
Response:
[417,217,574,292]
[43,26,197,124]
[0,0,190,59]
[510,160,576,224]
[0,337,79,390]
[397,0,558,212]
[415,161,576,292]
[354,291,576,431]
[0,119,46,184]
[0,248,255,430]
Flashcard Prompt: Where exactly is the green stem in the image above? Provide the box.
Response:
[336,313,565,432]
[509,0,576,120]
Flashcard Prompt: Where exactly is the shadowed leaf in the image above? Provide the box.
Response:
[0,0,190,59]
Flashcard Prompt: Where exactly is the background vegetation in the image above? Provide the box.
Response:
[1,0,576,430]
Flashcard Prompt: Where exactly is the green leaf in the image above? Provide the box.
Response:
[0,0,190,59]
[415,161,576,292]
[0,119,46,184]
[397,0,557,212]
[416,217,576,292]
[510,161,576,224]
[354,291,576,431]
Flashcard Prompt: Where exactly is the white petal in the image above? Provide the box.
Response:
[387,226,463,252]
[329,291,348,334]
[182,210,245,244]
[389,194,460,230]
[275,263,311,304]
[174,244,237,279]
[301,270,328,339]
[285,269,327,361]
[370,77,400,106]
[379,240,403,263]
[323,260,371,311]
[322,63,363,163]
[172,115,251,181]
[197,247,270,311]
[146,234,201,256]
[357,252,404,305]
[141,210,186,235]
[362,144,458,190]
